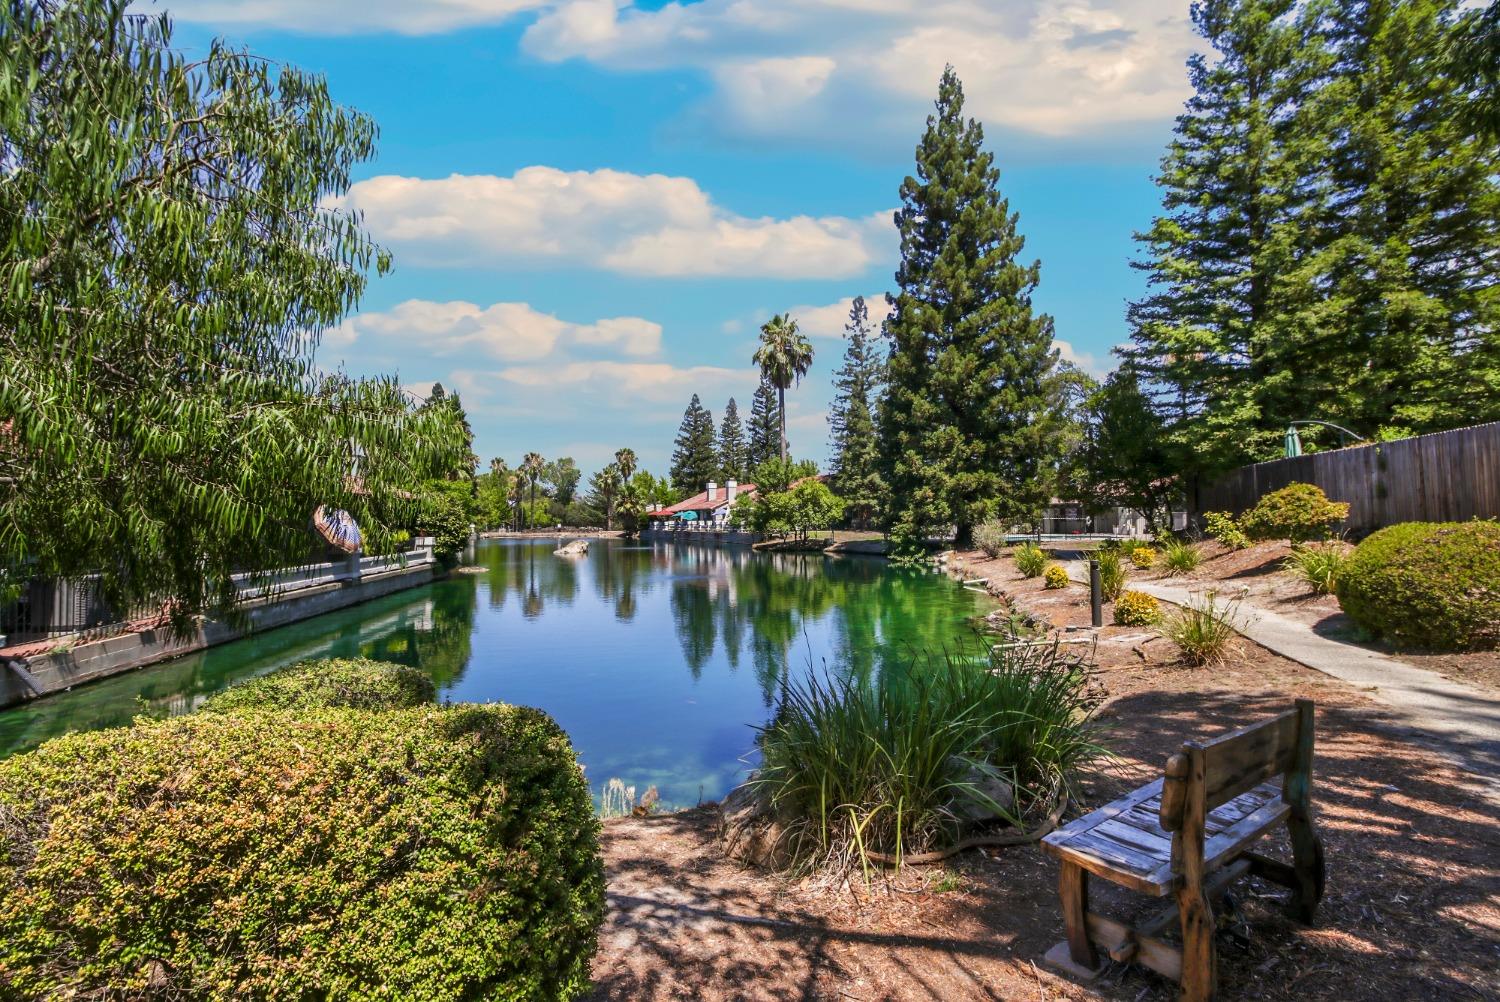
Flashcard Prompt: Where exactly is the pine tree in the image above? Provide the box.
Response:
[747,376,783,471]
[828,296,885,527]
[717,398,749,482]
[1305,0,1500,440]
[1125,0,1329,475]
[670,394,718,493]
[878,68,1061,550]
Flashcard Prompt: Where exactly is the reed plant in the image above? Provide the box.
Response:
[1014,542,1047,578]
[1161,538,1203,576]
[1095,548,1127,601]
[752,643,1106,872]
[1160,593,1241,666]
[1284,543,1348,595]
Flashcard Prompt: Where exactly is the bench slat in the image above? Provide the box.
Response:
[1044,779,1286,896]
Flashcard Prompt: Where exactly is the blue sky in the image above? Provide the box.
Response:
[158,1,1203,478]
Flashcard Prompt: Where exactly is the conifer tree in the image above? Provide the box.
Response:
[670,394,718,493]
[828,296,885,527]
[1306,0,1500,440]
[747,377,783,471]
[878,68,1061,550]
[1125,0,1329,474]
[717,398,749,482]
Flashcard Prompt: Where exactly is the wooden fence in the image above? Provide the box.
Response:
[1192,421,1500,536]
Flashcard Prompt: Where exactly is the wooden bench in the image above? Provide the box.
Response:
[1040,699,1326,1001]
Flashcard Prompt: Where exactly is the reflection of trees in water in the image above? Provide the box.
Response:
[590,543,658,623]
[656,546,985,705]
[473,540,590,620]
[359,578,476,689]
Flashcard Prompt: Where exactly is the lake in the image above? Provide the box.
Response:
[0,539,995,807]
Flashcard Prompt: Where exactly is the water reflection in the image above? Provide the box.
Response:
[0,539,993,806]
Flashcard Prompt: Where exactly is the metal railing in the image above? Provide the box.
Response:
[2,546,434,647]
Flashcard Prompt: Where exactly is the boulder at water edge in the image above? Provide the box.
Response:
[554,539,589,557]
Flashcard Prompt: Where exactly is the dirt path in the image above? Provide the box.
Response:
[588,556,1500,1000]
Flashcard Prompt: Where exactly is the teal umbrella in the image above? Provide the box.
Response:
[1284,425,1303,458]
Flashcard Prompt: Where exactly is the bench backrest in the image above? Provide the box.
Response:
[1159,699,1314,834]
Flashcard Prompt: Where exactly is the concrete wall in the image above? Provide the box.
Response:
[1,564,437,709]
[640,527,762,547]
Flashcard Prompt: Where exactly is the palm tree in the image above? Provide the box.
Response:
[522,451,545,529]
[753,313,814,462]
[614,447,637,485]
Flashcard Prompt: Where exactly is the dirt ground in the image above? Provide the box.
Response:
[586,550,1500,1002]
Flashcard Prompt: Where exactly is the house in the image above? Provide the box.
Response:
[648,480,758,528]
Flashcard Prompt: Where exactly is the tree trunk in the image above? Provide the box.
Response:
[778,385,787,463]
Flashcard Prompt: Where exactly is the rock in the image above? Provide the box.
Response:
[948,757,1017,824]
[719,782,792,869]
[554,539,589,557]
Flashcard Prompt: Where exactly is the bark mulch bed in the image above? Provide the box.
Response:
[587,550,1500,1001]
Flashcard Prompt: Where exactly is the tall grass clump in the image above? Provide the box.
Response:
[1160,593,1241,666]
[1161,538,1203,576]
[1096,548,1127,601]
[1014,542,1047,578]
[974,519,1007,558]
[753,643,1105,871]
[1284,543,1349,595]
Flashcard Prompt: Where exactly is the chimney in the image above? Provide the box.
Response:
[706,481,718,501]
[726,480,738,501]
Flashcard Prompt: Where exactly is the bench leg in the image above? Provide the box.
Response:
[1059,862,1099,969]
[1287,811,1325,924]
[1176,883,1217,1002]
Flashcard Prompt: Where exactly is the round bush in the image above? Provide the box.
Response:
[1336,521,1500,651]
[1043,565,1070,590]
[201,657,436,713]
[1113,590,1163,626]
[0,704,605,1001]
[1129,546,1158,569]
[1239,483,1349,543]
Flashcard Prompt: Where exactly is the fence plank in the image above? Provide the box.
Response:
[1194,422,1500,536]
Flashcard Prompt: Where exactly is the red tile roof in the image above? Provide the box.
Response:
[654,484,758,517]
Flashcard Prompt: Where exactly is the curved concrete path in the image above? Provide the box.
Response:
[1066,562,1500,802]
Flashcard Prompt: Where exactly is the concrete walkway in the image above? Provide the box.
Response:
[1066,562,1500,801]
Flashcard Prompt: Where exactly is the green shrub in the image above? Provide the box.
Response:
[974,519,1008,558]
[201,658,436,714]
[1284,543,1350,595]
[1239,483,1349,543]
[1203,511,1250,551]
[1336,521,1500,651]
[1161,538,1203,576]
[0,705,605,1001]
[1096,549,1127,602]
[1160,594,1240,666]
[754,644,1105,870]
[1129,546,1158,569]
[1043,565,1070,590]
[1113,590,1163,626]
[1014,542,1047,578]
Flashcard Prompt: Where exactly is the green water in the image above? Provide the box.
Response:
[0,539,994,806]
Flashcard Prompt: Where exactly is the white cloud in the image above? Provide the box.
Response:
[332,168,892,279]
[523,1,1195,142]
[157,0,546,34]
[1054,338,1108,378]
[789,294,893,339]
[496,360,744,403]
[325,299,662,363]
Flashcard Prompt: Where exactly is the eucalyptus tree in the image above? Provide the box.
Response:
[753,314,814,462]
[0,0,465,623]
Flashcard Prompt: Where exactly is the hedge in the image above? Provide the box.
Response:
[1336,521,1500,651]
[0,704,605,1001]
[201,657,437,713]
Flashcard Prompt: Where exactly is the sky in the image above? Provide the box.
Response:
[154,0,1204,478]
